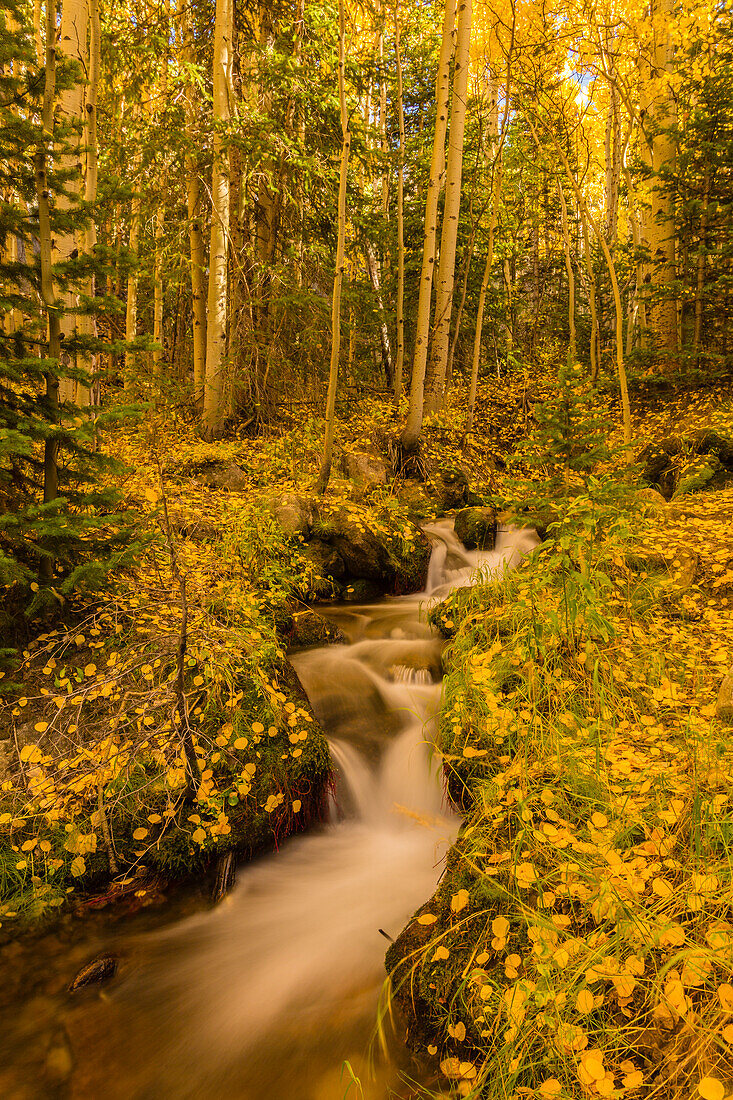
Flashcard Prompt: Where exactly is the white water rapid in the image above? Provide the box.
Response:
[70,522,538,1100]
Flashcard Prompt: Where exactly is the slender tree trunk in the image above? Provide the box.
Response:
[640,0,678,359]
[202,0,233,437]
[556,175,577,362]
[55,0,89,402]
[424,0,473,414]
[35,1,60,581]
[364,242,393,387]
[393,2,405,404]
[401,0,456,450]
[315,0,349,493]
[76,0,101,408]
[578,202,599,379]
[180,0,207,408]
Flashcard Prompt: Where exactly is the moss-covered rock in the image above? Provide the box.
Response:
[454,505,497,550]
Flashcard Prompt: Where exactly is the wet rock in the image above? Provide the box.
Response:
[198,462,249,492]
[437,466,470,511]
[454,506,497,551]
[340,450,388,489]
[68,954,118,992]
[286,609,346,648]
[328,508,392,582]
[717,666,733,722]
[638,430,733,500]
[302,538,346,581]
[272,492,317,538]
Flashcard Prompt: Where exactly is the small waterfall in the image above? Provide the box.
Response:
[68,521,538,1100]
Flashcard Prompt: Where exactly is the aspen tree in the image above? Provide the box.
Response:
[55,0,89,402]
[401,0,456,450]
[153,0,171,381]
[315,0,349,494]
[180,0,207,408]
[393,1,405,403]
[77,0,100,407]
[424,0,472,414]
[639,0,677,357]
[123,189,141,386]
[202,0,233,438]
[34,0,61,578]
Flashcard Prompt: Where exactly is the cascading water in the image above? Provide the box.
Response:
[28,522,538,1100]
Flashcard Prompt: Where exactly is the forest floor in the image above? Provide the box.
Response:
[1,367,733,1100]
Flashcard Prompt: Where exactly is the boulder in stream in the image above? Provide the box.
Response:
[454,505,497,551]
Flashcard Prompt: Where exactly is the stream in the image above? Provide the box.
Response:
[0,520,538,1100]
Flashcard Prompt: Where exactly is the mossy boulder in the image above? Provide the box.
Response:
[454,506,497,550]
[285,609,346,649]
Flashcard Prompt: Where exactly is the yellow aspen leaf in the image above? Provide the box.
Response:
[576,989,594,1014]
[597,1077,614,1098]
[447,1021,466,1041]
[433,945,450,961]
[132,828,148,841]
[20,744,42,763]
[417,913,437,925]
[191,828,206,844]
[70,856,86,877]
[21,838,38,852]
[718,984,733,1011]
[147,814,162,824]
[233,738,248,750]
[613,974,637,998]
[84,664,96,677]
[463,746,487,758]
[515,862,538,888]
[427,1044,438,1055]
[252,722,265,734]
[539,1080,562,1098]
[451,889,470,912]
[698,1079,725,1100]
[193,675,204,687]
[33,722,48,734]
[652,877,674,898]
[722,1024,733,1043]
[582,1053,605,1081]
[591,812,608,828]
[492,916,510,938]
[623,1070,644,1091]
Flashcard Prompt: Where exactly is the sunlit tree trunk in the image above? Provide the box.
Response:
[55,0,89,402]
[77,0,100,408]
[393,1,405,404]
[466,161,502,433]
[639,0,677,359]
[315,0,349,493]
[203,0,233,438]
[424,0,472,414]
[180,0,207,408]
[401,0,456,450]
[578,202,599,380]
[35,1,60,580]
